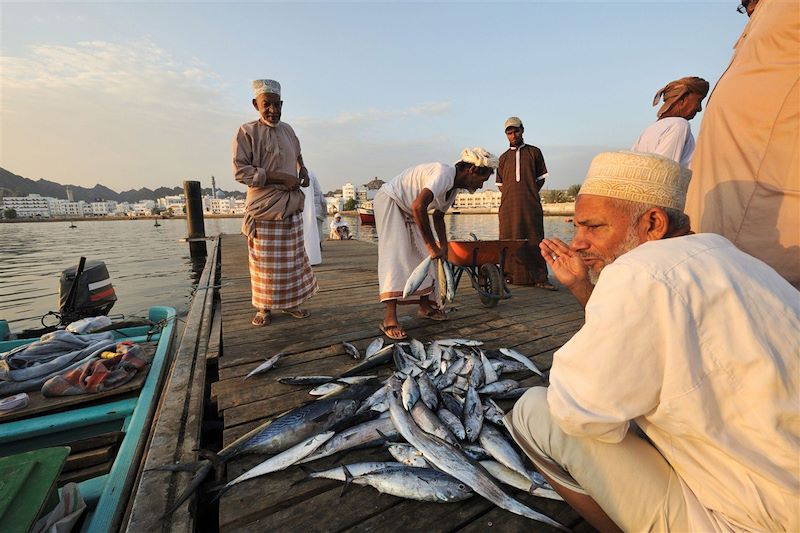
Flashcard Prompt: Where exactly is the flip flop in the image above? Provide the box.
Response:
[379,322,407,340]
[252,310,271,327]
[279,307,310,319]
[533,282,558,292]
[417,307,448,321]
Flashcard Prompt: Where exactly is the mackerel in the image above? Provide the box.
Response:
[243,353,282,381]
[499,348,544,377]
[403,256,432,298]
[346,465,473,503]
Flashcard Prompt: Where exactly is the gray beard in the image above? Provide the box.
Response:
[587,227,642,285]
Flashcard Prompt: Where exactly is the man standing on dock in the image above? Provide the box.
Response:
[506,151,799,532]
[233,79,318,327]
[631,76,709,167]
[375,148,498,340]
[497,117,556,290]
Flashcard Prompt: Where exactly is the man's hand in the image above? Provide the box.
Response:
[277,172,301,191]
[540,238,593,307]
[428,243,448,261]
[298,166,310,188]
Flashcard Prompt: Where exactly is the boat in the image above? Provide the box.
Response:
[0,306,177,532]
[358,207,375,225]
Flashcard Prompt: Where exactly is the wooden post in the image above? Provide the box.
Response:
[183,180,207,258]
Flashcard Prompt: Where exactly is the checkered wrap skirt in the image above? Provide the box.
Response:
[247,213,318,310]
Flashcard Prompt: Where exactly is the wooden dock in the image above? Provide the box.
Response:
[209,235,589,532]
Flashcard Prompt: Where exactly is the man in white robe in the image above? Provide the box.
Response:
[375,147,498,340]
[507,151,799,532]
[631,76,709,167]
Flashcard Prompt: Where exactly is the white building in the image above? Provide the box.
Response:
[205,197,236,214]
[130,201,154,217]
[342,183,356,201]
[48,199,87,217]
[90,200,117,216]
[452,190,502,209]
[2,194,52,218]
[355,186,375,203]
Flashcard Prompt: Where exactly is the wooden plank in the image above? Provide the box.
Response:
[59,462,111,485]
[63,445,115,472]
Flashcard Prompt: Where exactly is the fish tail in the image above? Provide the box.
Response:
[160,459,215,518]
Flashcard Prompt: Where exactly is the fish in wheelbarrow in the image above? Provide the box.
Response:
[152,379,383,516]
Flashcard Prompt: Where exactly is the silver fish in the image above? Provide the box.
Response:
[436,408,466,440]
[309,376,377,396]
[437,338,484,347]
[443,260,456,303]
[299,413,398,463]
[307,462,404,481]
[345,465,474,503]
[409,338,426,362]
[243,353,282,380]
[479,460,535,493]
[410,401,460,447]
[223,431,334,491]
[437,258,448,308]
[278,375,334,385]
[478,379,521,396]
[478,423,529,479]
[463,385,484,443]
[493,387,531,400]
[343,342,361,359]
[402,375,421,410]
[403,256,433,299]
[416,372,439,410]
[499,348,544,377]
[483,398,506,426]
[387,443,429,468]
[365,338,384,359]
[480,351,499,385]
[386,376,567,530]
[440,392,464,418]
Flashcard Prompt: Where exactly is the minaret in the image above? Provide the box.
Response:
[211,176,217,198]
[66,186,74,202]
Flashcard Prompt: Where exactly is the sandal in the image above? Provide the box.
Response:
[417,306,448,321]
[533,282,558,291]
[279,307,310,319]
[379,322,407,340]
[252,310,271,327]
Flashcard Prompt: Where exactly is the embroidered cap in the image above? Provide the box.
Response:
[504,116,523,130]
[458,147,499,169]
[252,79,281,97]
[579,151,692,211]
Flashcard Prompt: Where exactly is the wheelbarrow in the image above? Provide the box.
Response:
[446,239,527,308]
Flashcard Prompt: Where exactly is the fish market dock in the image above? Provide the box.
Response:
[127,235,589,532]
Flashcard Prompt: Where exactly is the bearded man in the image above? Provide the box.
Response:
[505,151,799,532]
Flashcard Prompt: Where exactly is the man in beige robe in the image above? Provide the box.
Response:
[686,0,799,288]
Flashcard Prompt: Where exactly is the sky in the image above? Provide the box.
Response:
[1,1,747,194]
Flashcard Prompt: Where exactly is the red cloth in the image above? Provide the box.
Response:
[42,341,150,397]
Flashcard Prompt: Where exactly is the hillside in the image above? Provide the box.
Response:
[0,167,243,202]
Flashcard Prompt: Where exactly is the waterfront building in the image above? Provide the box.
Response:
[2,194,52,217]
[342,183,356,201]
[90,200,117,216]
[452,190,502,209]
[356,186,375,203]
[49,199,87,217]
[326,197,345,214]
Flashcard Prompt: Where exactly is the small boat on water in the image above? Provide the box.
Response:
[358,207,375,225]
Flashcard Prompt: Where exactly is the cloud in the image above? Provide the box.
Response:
[294,100,451,129]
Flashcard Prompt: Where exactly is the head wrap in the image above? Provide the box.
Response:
[458,147,499,169]
[252,79,281,97]
[579,151,692,211]
[334,213,341,219]
[504,116,523,130]
[652,77,709,118]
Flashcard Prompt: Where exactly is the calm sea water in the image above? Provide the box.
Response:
[0,214,575,331]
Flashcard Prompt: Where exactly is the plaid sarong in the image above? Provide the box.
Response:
[247,213,318,310]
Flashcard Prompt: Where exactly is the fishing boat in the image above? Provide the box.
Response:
[358,207,375,225]
[0,306,176,532]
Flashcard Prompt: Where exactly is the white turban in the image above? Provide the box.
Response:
[579,151,692,211]
[458,147,499,169]
[252,79,281,97]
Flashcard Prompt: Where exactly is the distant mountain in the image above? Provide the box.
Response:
[0,167,244,202]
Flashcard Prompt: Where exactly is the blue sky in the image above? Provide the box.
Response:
[1,1,745,194]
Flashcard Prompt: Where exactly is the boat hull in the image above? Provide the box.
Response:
[358,208,375,225]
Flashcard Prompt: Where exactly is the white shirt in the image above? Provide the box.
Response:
[548,234,800,531]
[380,163,457,214]
[631,117,695,167]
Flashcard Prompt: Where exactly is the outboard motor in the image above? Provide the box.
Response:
[58,257,117,325]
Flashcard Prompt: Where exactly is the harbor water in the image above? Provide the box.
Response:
[0,214,575,331]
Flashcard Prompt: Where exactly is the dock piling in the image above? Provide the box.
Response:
[183,180,207,259]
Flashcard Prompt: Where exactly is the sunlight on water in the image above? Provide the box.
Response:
[0,214,574,331]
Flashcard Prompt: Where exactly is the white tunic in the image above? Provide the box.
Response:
[380,162,457,215]
[631,117,695,167]
[548,234,800,531]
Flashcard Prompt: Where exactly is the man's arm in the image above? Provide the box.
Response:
[652,120,691,163]
[540,238,593,308]
[411,188,445,259]
[233,129,300,189]
[297,154,309,187]
[534,148,548,192]
[432,210,448,260]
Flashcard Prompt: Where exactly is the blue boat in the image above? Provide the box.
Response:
[0,306,177,532]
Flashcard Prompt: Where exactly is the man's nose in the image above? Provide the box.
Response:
[571,231,589,251]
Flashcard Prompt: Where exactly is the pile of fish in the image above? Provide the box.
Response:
[164,337,565,530]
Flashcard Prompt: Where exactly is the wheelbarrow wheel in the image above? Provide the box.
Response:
[478,263,503,308]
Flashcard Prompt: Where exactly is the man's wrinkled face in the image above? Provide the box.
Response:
[571,195,645,284]
[505,126,524,147]
[253,93,282,125]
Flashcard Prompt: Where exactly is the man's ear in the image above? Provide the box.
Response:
[643,208,670,241]
[252,99,258,111]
